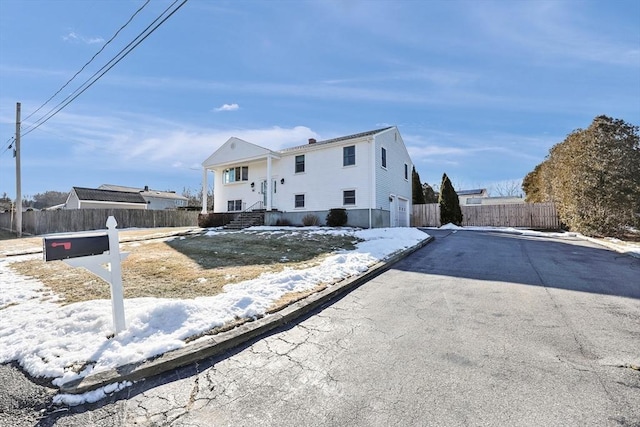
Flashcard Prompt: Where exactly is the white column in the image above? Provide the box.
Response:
[201,168,208,214]
[266,155,272,210]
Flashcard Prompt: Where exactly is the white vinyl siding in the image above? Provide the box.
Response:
[374,130,412,211]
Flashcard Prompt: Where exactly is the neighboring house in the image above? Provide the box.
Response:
[468,196,525,206]
[457,189,489,206]
[99,184,188,210]
[201,126,413,228]
[65,187,148,210]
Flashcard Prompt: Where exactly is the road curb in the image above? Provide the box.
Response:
[59,234,434,395]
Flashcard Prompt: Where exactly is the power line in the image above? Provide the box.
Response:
[20,0,188,138]
[22,0,151,124]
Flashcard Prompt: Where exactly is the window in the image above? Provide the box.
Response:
[343,145,355,166]
[295,155,305,173]
[343,190,356,205]
[227,200,243,211]
[295,194,305,208]
[223,166,249,184]
[404,164,409,180]
[381,147,387,168]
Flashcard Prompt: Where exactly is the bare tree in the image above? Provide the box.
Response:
[490,180,524,197]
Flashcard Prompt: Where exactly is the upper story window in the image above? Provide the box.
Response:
[343,145,355,166]
[295,155,305,173]
[381,147,387,168]
[343,189,356,205]
[223,166,248,184]
[404,164,409,180]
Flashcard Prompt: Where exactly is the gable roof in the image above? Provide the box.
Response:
[72,187,147,204]
[202,137,280,168]
[281,126,394,153]
[99,184,188,201]
[203,126,399,169]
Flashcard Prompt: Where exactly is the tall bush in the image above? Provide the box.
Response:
[522,115,639,236]
[438,173,463,226]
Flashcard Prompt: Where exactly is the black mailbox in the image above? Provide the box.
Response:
[43,234,110,261]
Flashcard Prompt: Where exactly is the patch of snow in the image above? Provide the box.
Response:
[440,223,462,230]
[0,227,429,405]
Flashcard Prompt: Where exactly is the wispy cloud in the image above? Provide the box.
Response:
[469,2,640,67]
[213,103,239,112]
[23,110,317,171]
[62,31,104,45]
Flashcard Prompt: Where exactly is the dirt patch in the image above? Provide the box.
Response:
[9,229,360,304]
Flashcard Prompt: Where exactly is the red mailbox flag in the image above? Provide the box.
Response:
[43,234,109,261]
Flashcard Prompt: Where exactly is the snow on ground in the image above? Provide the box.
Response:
[0,226,429,405]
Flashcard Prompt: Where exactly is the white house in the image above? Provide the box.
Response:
[201,126,414,228]
[99,184,188,210]
[457,189,489,206]
[65,187,148,210]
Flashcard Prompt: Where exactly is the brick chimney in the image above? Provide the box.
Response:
[308,138,316,144]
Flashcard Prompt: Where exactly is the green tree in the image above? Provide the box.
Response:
[412,167,426,204]
[422,183,438,203]
[31,191,68,209]
[439,173,463,226]
[523,115,640,236]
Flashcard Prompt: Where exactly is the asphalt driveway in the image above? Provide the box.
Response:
[7,228,640,427]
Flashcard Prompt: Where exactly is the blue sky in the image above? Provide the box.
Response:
[1,0,638,200]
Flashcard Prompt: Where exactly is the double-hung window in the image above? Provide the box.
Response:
[295,194,305,208]
[343,146,355,166]
[343,190,356,205]
[295,155,305,173]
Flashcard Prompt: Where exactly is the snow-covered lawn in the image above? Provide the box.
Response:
[0,226,429,405]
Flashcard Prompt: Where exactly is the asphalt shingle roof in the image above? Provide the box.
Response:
[281,126,394,152]
[73,187,147,204]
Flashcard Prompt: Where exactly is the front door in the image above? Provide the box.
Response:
[261,180,268,207]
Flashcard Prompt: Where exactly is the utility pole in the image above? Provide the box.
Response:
[15,102,22,238]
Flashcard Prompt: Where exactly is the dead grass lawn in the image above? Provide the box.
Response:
[9,229,359,304]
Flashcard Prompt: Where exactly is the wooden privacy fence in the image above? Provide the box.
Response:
[412,202,560,229]
[0,209,200,236]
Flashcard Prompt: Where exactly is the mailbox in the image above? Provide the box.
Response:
[43,234,110,261]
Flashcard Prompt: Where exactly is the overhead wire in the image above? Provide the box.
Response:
[19,0,189,138]
[22,0,151,124]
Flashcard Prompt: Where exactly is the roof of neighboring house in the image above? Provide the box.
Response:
[281,126,394,152]
[99,184,188,201]
[73,187,147,204]
[457,189,487,196]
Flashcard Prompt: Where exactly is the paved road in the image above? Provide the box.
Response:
[3,229,639,426]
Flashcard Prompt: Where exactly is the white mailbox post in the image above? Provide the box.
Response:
[43,216,128,335]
